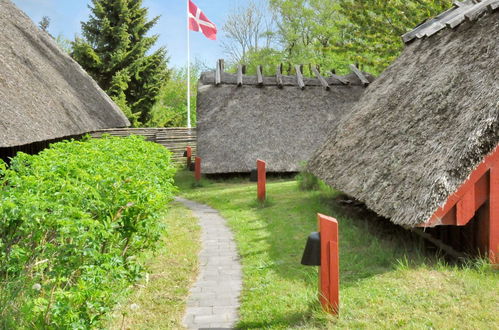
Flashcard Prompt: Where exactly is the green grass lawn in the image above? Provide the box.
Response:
[107,202,201,329]
[177,170,499,329]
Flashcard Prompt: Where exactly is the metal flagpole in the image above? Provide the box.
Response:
[186,0,191,128]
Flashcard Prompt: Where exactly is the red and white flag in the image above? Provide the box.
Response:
[188,0,217,40]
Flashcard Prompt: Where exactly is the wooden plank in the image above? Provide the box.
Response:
[425,22,446,37]
[295,65,305,90]
[237,65,243,87]
[312,67,330,90]
[349,64,370,86]
[257,65,264,86]
[464,2,491,21]
[490,1,499,10]
[318,214,339,315]
[457,188,475,226]
[490,167,499,265]
[257,159,266,201]
[276,64,283,89]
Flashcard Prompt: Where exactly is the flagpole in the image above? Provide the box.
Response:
[186,0,191,129]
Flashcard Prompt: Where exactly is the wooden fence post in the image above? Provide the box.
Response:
[186,146,192,168]
[195,157,201,182]
[257,159,266,202]
[318,213,339,315]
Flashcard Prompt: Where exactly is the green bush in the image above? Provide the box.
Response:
[0,136,177,328]
[296,163,332,192]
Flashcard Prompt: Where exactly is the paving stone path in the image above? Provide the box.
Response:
[176,197,242,329]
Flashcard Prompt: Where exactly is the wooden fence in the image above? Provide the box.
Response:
[90,128,197,164]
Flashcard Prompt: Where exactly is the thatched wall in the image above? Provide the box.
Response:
[197,70,373,173]
[0,0,129,149]
[309,7,499,227]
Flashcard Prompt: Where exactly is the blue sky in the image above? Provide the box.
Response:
[12,0,264,68]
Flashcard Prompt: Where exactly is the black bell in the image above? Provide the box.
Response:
[249,169,258,182]
[183,150,188,157]
[301,232,321,266]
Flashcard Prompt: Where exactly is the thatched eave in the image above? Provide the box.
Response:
[0,0,130,148]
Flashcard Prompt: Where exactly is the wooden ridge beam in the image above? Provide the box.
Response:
[215,59,222,85]
[237,65,243,87]
[312,67,330,90]
[276,64,283,89]
[295,65,305,90]
[349,64,370,86]
[257,65,264,86]
[327,71,349,85]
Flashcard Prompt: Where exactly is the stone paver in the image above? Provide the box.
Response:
[176,197,242,330]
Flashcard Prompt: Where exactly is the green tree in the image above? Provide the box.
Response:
[264,0,453,74]
[72,0,169,126]
[146,61,205,128]
[335,0,453,73]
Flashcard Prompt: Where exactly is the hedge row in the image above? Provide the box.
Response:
[0,136,177,328]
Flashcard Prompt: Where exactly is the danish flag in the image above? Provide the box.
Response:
[188,0,217,40]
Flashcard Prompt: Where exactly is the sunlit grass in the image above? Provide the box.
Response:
[107,202,201,329]
[177,170,499,329]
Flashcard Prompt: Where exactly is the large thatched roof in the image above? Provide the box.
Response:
[0,0,129,148]
[197,65,374,174]
[309,2,499,227]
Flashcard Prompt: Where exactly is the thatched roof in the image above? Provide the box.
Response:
[308,2,499,227]
[0,0,129,148]
[197,64,374,174]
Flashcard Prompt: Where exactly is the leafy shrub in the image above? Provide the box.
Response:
[296,162,322,191]
[296,162,332,192]
[0,136,177,328]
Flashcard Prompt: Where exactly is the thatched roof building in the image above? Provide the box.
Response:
[0,0,129,150]
[197,62,374,174]
[309,0,499,228]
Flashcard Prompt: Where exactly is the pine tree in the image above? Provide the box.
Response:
[72,0,169,126]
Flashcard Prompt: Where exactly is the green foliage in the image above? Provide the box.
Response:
[0,136,177,328]
[146,61,205,128]
[335,0,453,73]
[232,0,453,75]
[296,162,329,191]
[72,0,169,127]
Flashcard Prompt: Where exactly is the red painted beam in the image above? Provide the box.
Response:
[318,213,339,315]
[195,156,201,181]
[257,159,266,202]
[186,146,192,168]
[490,167,498,265]
[422,145,499,227]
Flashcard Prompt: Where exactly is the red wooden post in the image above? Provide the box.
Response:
[195,156,201,182]
[257,159,266,202]
[490,167,498,265]
[186,146,192,168]
[318,213,339,315]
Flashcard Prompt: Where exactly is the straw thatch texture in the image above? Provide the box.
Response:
[0,0,129,148]
[309,10,499,227]
[197,71,373,173]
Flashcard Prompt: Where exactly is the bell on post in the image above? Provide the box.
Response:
[301,231,321,266]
